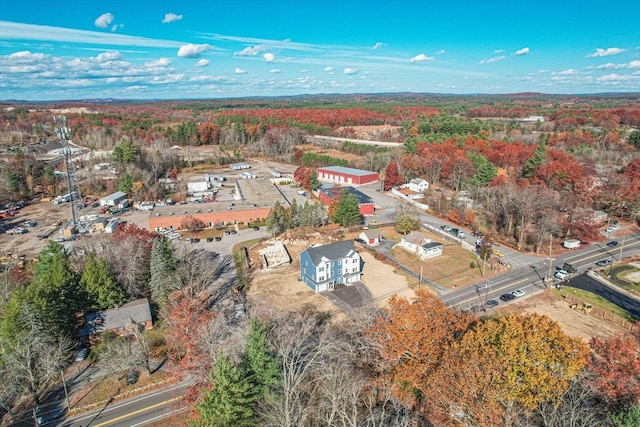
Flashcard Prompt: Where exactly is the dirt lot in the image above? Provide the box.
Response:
[502,291,633,342]
[246,229,415,321]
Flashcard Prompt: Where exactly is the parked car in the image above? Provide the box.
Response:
[125,370,140,385]
[230,230,237,235]
[500,293,516,302]
[9,227,28,234]
[23,220,37,227]
[75,347,89,362]
[595,259,612,267]
[192,238,201,243]
[224,231,231,235]
[492,249,505,257]
[206,237,214,242]
[554,269,568,280]
[253,226,260,231]
[354,238,366,244]
[512,289,526,298]
[607,241,619,247]
[214,236,222,241]
[485,299,499,308]
[440,225,452,232]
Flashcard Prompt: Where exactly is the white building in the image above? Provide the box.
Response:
[408,178,429,193]
[398,232,443,260]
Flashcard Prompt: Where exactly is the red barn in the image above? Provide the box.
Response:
[318,185,375,215]
[316,166,378,185]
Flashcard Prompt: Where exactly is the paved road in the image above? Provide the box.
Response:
[61,383,191,427]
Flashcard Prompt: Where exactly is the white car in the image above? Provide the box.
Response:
[9,227,28,234]
[554,269,568,280]
[512,289,526,298]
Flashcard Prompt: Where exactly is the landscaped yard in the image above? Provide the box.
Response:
[607,263,640,295]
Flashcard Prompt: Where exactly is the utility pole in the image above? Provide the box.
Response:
[481,249,488,278]
[547,234,554,281]
[61,369,70,409]
[619,234,626,261]
[418,266,423,290]
[54,115,87,227]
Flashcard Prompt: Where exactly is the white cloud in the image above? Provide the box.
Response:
[586,47,626,58]
[597,73,639,82]
[479,55,505,64]
[434,49,445,55]
[344,67,357,75]
[493,49,504,54]
[145,58,171,68]
[410,53,433,63]
[234,45,265,56]
[195,59,209,67]
[177,43,211,58]
[263,52,275,63]
[515,47,530,56]
[95,13,114,29]
[553,68,578,75]
[162,13,183,24]
[372,42,383,50]
[324,66,334,73]
[96,51,122,62]
[235,67,247,74]
[270,69,282,73]
[111,24,124,32]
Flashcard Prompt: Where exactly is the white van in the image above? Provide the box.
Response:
[554,269,568,280]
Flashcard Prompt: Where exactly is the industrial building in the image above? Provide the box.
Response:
[317,185,375,215]
[99,191,128,207]
[316,166,378,185]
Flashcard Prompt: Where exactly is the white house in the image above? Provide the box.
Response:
[398,232,443,260]
[408,178,429,193]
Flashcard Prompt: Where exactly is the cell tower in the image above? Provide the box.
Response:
[54,116,87,227]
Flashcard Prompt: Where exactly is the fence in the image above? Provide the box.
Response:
[564,294,637,332]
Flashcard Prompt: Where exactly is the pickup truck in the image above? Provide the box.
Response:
[562,262,578,274]
[554,270,568,280]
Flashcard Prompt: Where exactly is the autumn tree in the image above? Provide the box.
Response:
[589,333,640,409]
[366,290,473,409]
[181,215,205,233]
[384,161,403,190]
[431,313,590,426]
[106,224,156,298]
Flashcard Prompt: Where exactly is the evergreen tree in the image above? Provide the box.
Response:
[332,190,362,227]
[523,141,546,178]
[266,201,285,235]
[25,242,81,337]
[149,237,177,302]
[244,318,280,399]
[194,353,257,427]
[309,170,321,190]
[81,253,125,310]
[610,405,640,427]
[118,172,133,193]
[289,198,300,228]
[469,153,498,187]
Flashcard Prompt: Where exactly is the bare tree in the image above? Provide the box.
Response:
[532,378,608,427]
[172,248,234,301]
[0,304,74,405]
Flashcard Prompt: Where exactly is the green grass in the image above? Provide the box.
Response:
[551,288,639,323]
[607,265,640,292]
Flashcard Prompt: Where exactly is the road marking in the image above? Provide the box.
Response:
[93,396,182,427]
[447,277,530,307]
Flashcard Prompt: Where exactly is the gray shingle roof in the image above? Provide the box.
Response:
[303,240,357,266]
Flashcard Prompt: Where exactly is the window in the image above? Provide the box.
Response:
[319,266,325,272]
[338,260,342,265]
[352,267,358,273]
[319,276,325,281]
[337,269,341,274]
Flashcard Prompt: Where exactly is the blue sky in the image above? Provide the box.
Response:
[1,1,639,101]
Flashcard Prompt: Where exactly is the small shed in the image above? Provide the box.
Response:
[359,230,382,246]
[230,162,251,170]
[93,217,108,232]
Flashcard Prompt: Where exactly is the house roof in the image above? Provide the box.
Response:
[84,298,152,335]
[317,166,377,177]
[403,232,429,245]
[302,240,357,266]
[319,185,373,205]
[410,178,427,185]
[362,230,380,240]
[422,241,443,250]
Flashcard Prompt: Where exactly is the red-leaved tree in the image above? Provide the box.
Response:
[384,161,403,190]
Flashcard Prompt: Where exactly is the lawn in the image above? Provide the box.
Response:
[607,265,640,294]
[551,288,639,323]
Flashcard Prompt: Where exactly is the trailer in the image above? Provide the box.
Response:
[563,239,581,249]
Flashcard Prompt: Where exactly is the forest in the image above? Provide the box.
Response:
[1,93,640,425]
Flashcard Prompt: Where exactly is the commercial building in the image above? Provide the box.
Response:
[99,191,128,207]
[317,185,375,215]
[316,166,378,186]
